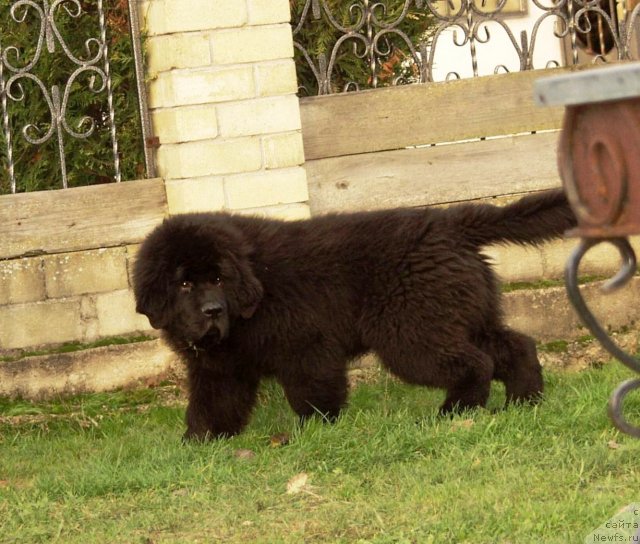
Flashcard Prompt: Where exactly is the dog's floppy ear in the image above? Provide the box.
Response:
[234,256,263,319]
[135,294,170,329]
[133,260,172,329]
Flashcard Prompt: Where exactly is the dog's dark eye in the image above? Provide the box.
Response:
[213,276,222,285]
[179,280,193,292]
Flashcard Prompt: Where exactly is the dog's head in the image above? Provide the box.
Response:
[133,214,263,345]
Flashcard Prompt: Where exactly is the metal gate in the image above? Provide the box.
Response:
[0,0,154,194]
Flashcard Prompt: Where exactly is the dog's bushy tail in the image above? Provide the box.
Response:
[449,189,576,247]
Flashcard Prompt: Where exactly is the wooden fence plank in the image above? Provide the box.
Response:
[300,66,600,161]
[0,178,167,259]
[306,131,562,214]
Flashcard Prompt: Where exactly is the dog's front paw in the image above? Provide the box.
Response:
[182,428,212,443]
[182,426,240,443]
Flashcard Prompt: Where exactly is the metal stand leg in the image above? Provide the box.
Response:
[565,237,640,436]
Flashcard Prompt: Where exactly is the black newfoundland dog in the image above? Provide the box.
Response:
[133,189,576,440]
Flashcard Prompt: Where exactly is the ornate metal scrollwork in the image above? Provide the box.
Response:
[565,238,640,437]
[292,0,640,94]
[1,0,120,192]
[292,0,430,94]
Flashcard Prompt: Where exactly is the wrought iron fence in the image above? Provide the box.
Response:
[0,0,153,194]
[292,0,640,95]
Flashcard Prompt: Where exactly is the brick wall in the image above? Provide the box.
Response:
[140,0,310,219]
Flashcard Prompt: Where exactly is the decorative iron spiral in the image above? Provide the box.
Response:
[565,237,640,437]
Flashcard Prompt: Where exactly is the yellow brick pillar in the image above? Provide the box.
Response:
[139,0,309,219]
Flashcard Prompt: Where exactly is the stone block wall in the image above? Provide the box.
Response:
[0,247,152,351]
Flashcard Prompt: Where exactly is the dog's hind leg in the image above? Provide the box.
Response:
[480,328,543,405]
[375,342,494,414]
[437,346,495,414]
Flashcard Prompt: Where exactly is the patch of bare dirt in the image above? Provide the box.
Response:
[539,329,640,371]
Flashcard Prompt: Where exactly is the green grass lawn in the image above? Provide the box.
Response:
[2,363,640,543]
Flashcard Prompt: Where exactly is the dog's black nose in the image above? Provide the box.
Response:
[201,302,223,318]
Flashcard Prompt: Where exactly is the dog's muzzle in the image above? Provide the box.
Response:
[201,301,224,320]
[202,300,229,342]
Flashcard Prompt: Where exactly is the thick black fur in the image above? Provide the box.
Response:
[133,189,576,440]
